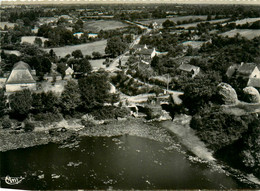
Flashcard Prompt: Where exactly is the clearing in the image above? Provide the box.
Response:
[220,29,260,40]
[0,22,15,29]
[21,36,49,44]
[43,40,107,57]
[84,20,129,32]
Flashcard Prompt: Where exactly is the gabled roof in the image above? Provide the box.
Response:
[6,61,36,84]
[136,48,154,55]
[237,63,257,76]
[226,64,240,78]
[178,63,200,72]
[247,78,260,88]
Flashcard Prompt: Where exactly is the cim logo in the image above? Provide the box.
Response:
[5,175,24,185]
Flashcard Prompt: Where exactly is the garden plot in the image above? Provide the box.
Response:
[44,40,107,58]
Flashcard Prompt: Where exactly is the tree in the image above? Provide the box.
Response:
[9,89,32,119]
[0,88,6,117]
[72,49,83,59]
[79,58,92,74]
[78,71,112,110]
[162,19,175,28]
[60,80,81,115]
[92,51,102,59]
[34,37,42,47]
[105,37,127,58]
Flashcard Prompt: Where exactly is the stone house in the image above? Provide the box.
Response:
[178,63,200,78]
[5,61,36,93]
[135,48,156,61]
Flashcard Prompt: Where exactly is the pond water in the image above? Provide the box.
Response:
[0,135,253,190]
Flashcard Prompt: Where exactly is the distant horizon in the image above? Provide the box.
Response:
[1,0,260,5]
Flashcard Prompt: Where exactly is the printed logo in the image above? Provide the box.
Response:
[5,175,24,185]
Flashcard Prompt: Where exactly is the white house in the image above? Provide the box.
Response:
[5,61,36,93]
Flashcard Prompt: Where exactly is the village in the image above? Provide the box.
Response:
[0,3,260,188]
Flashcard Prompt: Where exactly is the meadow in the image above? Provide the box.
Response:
[222,17,260,26]
[138,15,208,26]
[84,20,129,32]
[21,36,49,44]
[220,29,260,40]
[43,40,107,57]
[176,18,229,29]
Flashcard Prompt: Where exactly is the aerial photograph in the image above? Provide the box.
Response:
[0,0,260,190]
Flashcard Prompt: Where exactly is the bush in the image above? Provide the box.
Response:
[2,118,12,129]
[90,106,130,120]
[24,121,35,132]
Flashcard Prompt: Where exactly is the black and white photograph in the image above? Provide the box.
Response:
[0,0,260,190]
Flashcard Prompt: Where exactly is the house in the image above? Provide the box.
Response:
[226,62,260,89]
[88,33,98,38]
[178,63,200,78]
[5,61,36,93]
[64,66,74,80]
[135,48,156,61]
[236,62,260,79]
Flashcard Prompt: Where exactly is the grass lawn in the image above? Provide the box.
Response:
[220,29,260,40]
[43,40,107,58]
[84,20,129,32]
[138,15,208,26]
[89,59,106,71]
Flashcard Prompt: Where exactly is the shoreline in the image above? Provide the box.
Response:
[0,117,181,152]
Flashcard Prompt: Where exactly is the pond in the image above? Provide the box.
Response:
[0,135,252,190]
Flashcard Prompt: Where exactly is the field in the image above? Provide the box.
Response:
[138,15,208,26]
[182,41,205,49]
[89,59,106,71]
[222,17,260,26]
[177,18,229,29]
[0,22,15,29]
[21,36,49,44]
[43,40,107,57]
[84,20,129,32]
[220,29,260,40]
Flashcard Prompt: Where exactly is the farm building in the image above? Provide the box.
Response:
[5,61,37,93]
[178,63,200,78]
[64,66,74,80]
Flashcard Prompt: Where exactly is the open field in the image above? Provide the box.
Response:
[0,22,15,29]
[220,29,260,40]
[138,15,208,26]
[90,59,106,71]
[84,20,129,32]
[21,36,49,44]
[182,41,205,49]
[222,17,260,26]
[176,18,229,29]
[43,40,107,57]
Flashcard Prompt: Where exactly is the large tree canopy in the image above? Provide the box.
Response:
[105,37,127,58]
[78,71,112,110]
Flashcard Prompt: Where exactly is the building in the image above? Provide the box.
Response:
[236,62,260,79]
[5,61,36,93]
[178,63,200,78]
[64,66,74,80]
[88,33,98,38]
[135,48,156,61]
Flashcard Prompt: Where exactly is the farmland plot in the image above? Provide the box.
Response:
[138,15,208,26]
[176,18,229,29]
[84,20,129,32]
[220,29,260,40]
[43,40,107,57]
[222,17,260,26]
